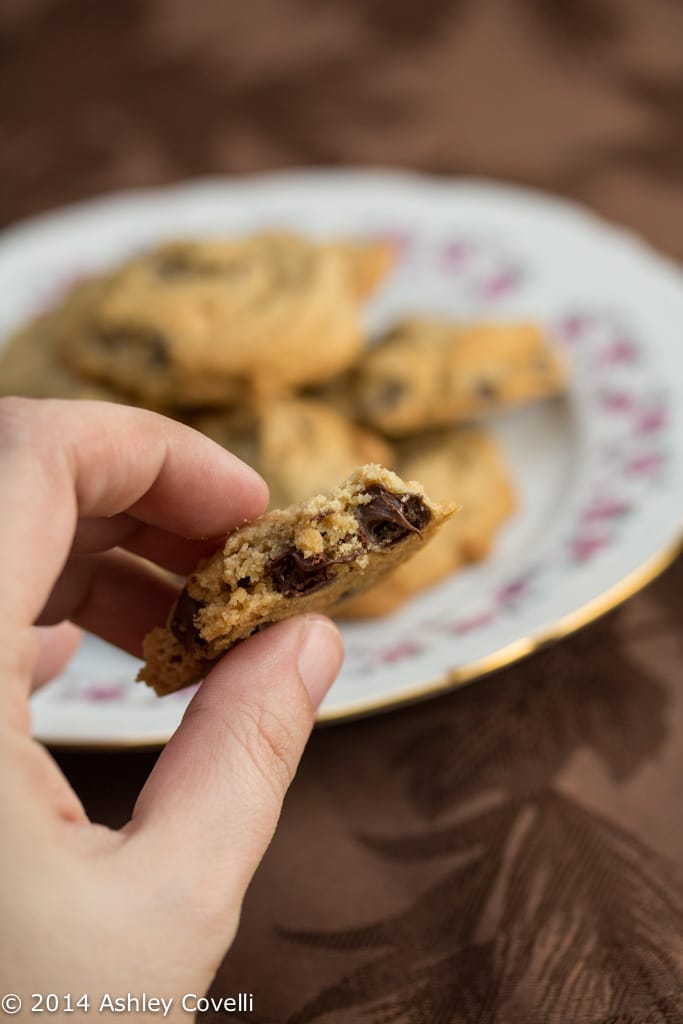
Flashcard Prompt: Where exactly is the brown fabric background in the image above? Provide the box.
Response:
[2,0,683,1020]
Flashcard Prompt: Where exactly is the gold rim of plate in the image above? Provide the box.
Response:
[43,526,683,752]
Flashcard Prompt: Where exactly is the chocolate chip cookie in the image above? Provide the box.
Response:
[349,318,566,436]
[58,234,381,408]
[336,428,516,618]
[139,465,456,694]
[0,279,126,402]
[194,396,393,509]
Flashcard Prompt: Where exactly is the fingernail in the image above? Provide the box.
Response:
[297,615,344,709]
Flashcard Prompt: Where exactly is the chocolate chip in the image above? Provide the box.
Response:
[356,485,430,548]
[237,576,251,589]
[155,251,223,278]
[155,253,195,278]
[476,380,498,399]
[401,494,432,531]
[95,325,170,368]
[155,252,249,280]
[170,589,206,654]
[377,379,406,409]
[267,548,353,597]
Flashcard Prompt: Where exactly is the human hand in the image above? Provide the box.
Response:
[0,398,343,1021]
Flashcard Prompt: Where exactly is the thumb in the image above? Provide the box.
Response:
[129,614,342,893]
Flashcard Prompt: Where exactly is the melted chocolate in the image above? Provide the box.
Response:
[356,485,431,548]
[267,549,352,597]
[170,588,206,653]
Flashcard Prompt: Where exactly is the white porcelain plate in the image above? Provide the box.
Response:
[2,171,682,746]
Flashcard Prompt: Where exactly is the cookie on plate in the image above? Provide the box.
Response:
[139,464,457,694]
[323,239,395,298]
[195,396,393,509]
[58,234,377,408]
[0,279,126,402]
[349,318,566,436]
[336,428,516,618]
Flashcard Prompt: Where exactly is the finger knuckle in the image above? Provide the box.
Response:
[232,699,300,802]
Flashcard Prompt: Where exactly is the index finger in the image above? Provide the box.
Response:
[0,397,268,632]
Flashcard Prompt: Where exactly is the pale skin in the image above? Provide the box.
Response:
[0,398,343,1022]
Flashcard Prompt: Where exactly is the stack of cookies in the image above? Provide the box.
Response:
[0,231,567,619]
